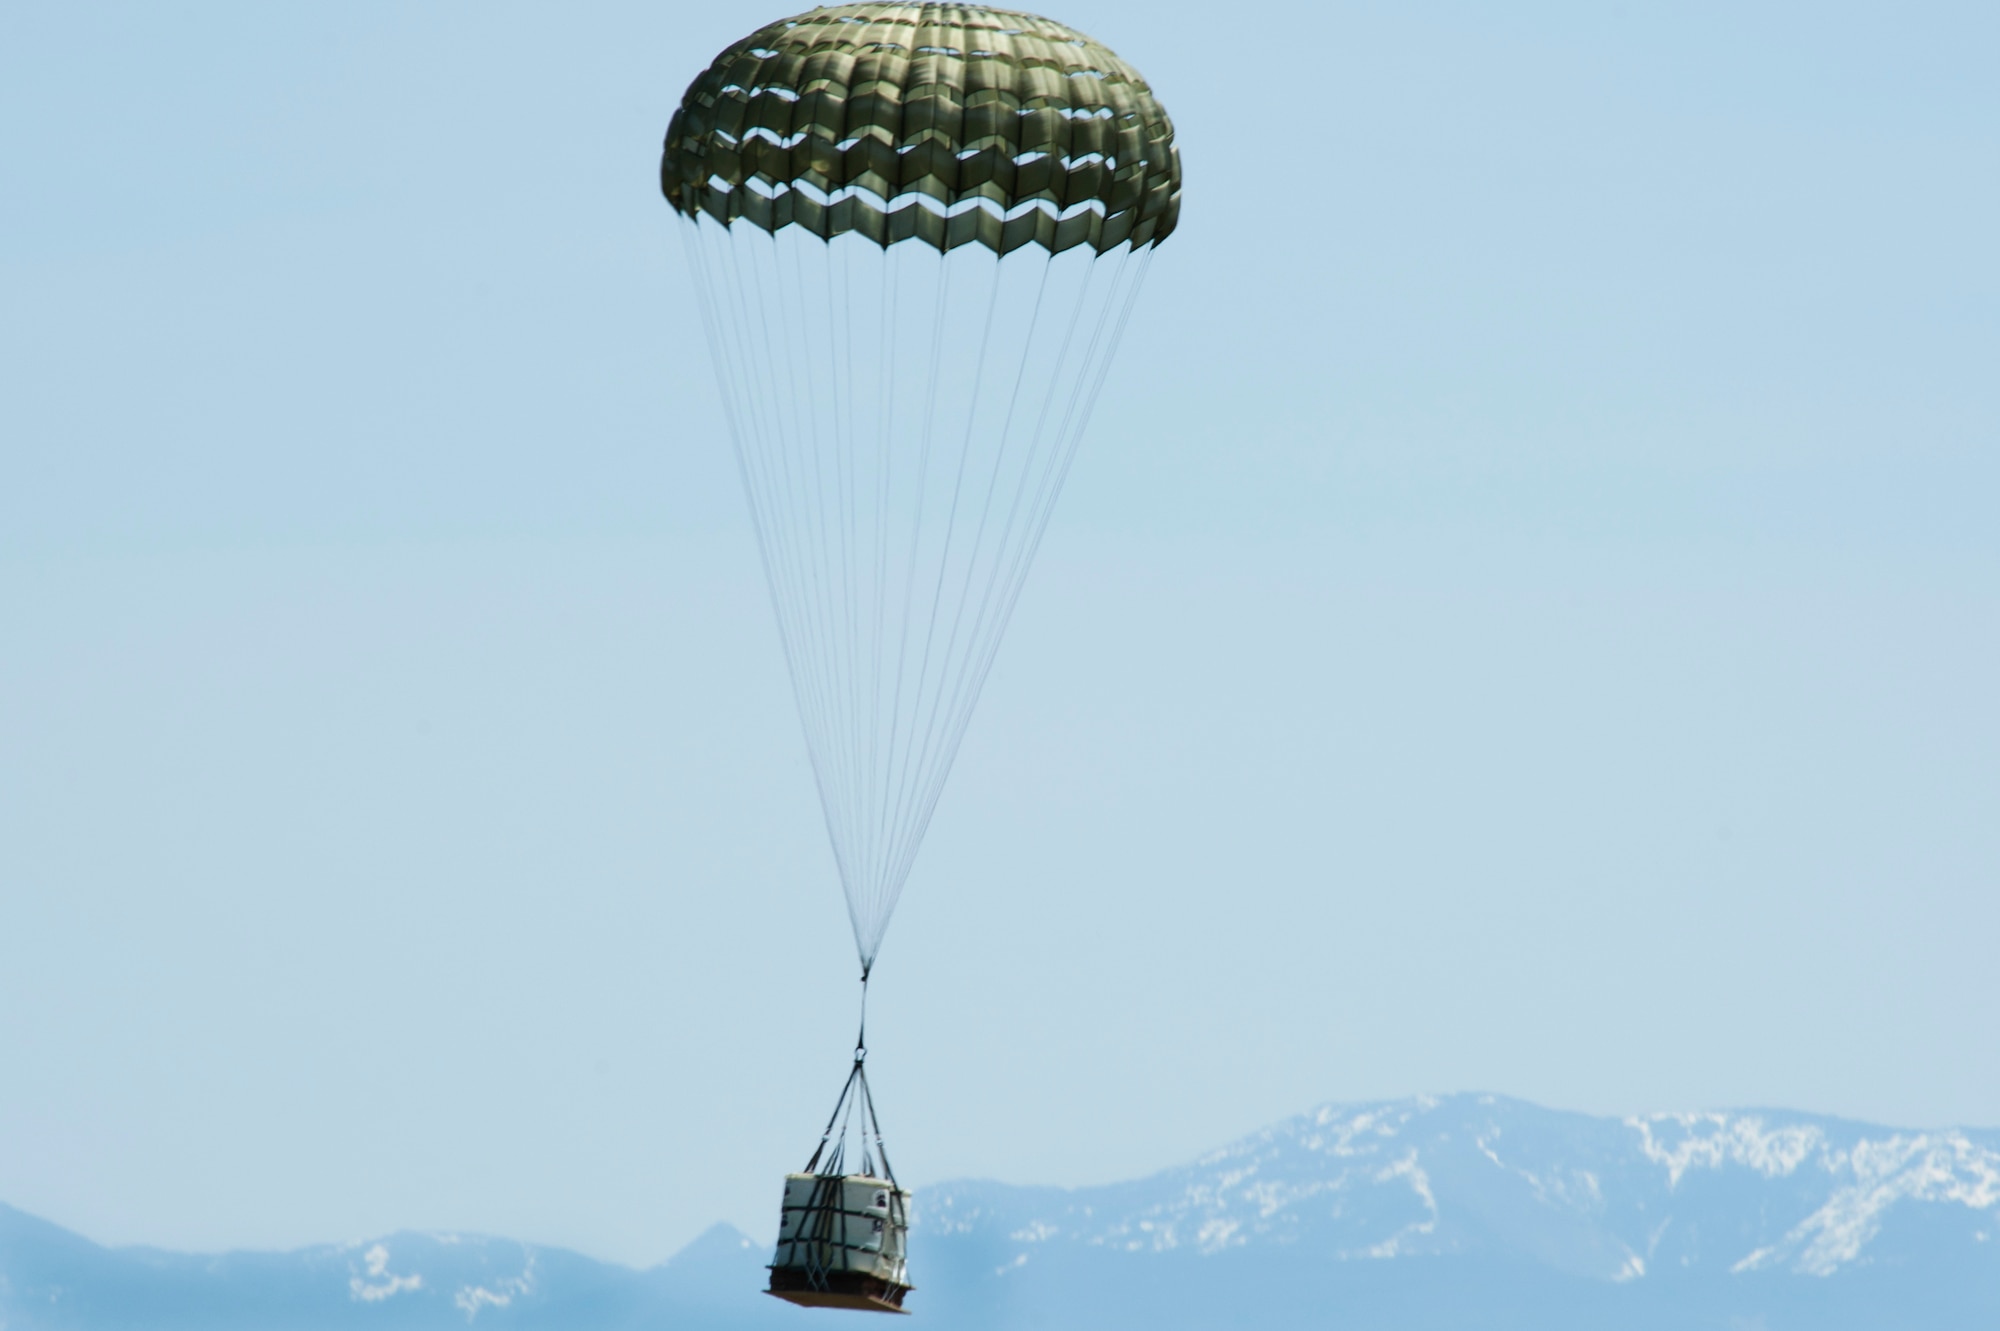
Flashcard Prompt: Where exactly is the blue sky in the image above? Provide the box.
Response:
[2,0,1995,1268]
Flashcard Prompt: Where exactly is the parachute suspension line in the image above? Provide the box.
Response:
[832,237,866,875]
[968,247,1154,709]
[881,244,1153,899]
[780,240,868,903]
[880,251,1056,885]
[927,248,1089,792]
[867,244,955,968]
[699,219,865,921]
[685,221,1159,972]
[800,232,866,877]
[713,229,813,753]
[855,965,869,1061]
[770,230,857,891]
[789,237,857,871]
[684,220,813,789]
[796,967,895,1185]
[866,248,898,927]
[868,243,908,919]
[916,245,1148,890]
[879,254,1009,908]
[744,228,845,904]
[854,972,874,1180]
[714,222,870,922]
[723,224,857,909]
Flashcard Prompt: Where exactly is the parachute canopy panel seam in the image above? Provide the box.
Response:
[662,3,1181,255]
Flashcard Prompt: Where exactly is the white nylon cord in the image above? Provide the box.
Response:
[682,219,1153,970]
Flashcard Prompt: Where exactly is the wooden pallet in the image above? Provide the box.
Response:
[768,1267,912,1315]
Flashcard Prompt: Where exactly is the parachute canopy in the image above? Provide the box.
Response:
[666,4,1176,972]
[662,3,1181,254]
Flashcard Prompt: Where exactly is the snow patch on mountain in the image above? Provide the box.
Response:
[453,1253,534,1320]
[1629,1112,1824,1187]
[1733,1131,2000,1276]
[1360,1153,1438,1258]
[348,1243,422,1302]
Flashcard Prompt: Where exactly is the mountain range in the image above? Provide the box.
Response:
[4,1093,1996,1329]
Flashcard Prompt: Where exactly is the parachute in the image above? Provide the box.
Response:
[663,3,1178,1311]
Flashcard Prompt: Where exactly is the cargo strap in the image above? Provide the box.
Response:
[802,971,896,1185]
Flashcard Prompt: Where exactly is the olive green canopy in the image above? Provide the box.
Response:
[662,3,1180,255]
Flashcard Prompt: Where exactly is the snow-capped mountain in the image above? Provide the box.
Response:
[924,1092,2000,1280]
[0,1204,681,1330]
[3,1094,1995,1329]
